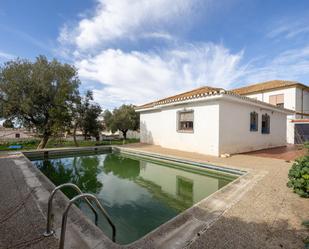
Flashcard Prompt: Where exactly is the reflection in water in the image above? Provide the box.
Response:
[35,155,103,198]
[31,152,236,245]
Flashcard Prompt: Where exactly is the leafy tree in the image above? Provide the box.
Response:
[2,119,14,128]
[104,104,139,139]
[287,143,309,198]
[0,56,80,149]
[72,90,102,145]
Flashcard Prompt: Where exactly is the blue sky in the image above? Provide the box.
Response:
[0,0,309,108]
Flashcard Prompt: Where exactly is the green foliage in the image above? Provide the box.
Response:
[103,153,140,179]
[72,90,102,144]
[0,138,140,151]
[35,155,103,198]
[287,144,309,198]
[2,119,14,128]
[0,55,80,148]
[104,104,139,139]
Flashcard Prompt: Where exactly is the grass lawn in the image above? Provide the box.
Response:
[0,138,139,151]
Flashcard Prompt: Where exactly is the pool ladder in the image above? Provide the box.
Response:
[43,183,116,249]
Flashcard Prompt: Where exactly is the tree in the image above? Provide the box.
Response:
[104,104,139,139]
[2,119,14,128]
[72,90,102,146]
[287,143,309,198]
[0,55,80,149]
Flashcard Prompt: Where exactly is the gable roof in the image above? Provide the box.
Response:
[232,80,308,95]
[136,86,223,110]
[136,85,294,114]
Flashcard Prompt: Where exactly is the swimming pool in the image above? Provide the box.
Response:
[28,149,238,245]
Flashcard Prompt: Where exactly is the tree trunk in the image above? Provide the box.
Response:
[73,123,79,147]
[121,129,128,140]
[37,132,50,149]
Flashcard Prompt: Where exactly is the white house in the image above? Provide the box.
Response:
[136,86,294,157]
[232,80,309,144]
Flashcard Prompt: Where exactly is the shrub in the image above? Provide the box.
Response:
[287,143,309,198]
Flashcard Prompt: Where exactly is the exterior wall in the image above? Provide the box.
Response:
[298,88,309,115]
[218,99,287,155]
[304,90,309,114]
[0,129,35,140]
[245,87,297,110]
[245,87,303,144]
[140,101,220,156]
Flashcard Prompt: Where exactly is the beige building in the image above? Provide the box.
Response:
[0,128,36,140]
[232,80,309,144]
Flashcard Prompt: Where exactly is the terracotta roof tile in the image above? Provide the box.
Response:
[291,119,309,123]
[136,82,297,113]
[136,86,223,110]
[232,80,308,95]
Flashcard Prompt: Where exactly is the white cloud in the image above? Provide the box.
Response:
[241,46,309,84]
[76,43,246,108]
[59,0,197,50]
[0,51,15,60]
[57,0,309,109]
[267,20,309,39]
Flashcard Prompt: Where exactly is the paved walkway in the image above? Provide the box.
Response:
[243,145,307,161]
[123,144,309,249]
[0,155,58,249]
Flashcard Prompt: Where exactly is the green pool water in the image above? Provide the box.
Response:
[30,151,237,245]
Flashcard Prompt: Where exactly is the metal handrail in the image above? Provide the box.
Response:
[43,183,98,237]
[59,193,116,249]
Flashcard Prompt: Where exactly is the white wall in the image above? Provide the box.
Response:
[246,87,297,110]
[246,87,300,144]
[296,88,309,115]
[304,90,309,114]
[218,99,287,155]
[140,101,220,156]
[140,97,289,156]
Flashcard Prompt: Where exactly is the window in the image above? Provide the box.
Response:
[250,112,258,131]
[15,133,20,138]
[261,114,270,134]
[269,94,284,108]
[177,110,194,132]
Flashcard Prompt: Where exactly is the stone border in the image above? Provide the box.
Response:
[16,146,265,249]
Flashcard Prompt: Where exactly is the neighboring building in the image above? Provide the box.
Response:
[0,128,36,140]
[232,80,309,144]
[136,86,293,157]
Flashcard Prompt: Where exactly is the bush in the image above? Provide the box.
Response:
[287,143,309,198]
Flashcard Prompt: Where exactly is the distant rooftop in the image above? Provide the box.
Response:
[231,80,308,95]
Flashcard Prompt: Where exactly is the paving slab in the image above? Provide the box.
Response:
[0,156,58,249]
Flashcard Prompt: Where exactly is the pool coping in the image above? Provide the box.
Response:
[17,145,266,249]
